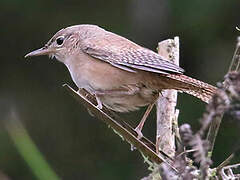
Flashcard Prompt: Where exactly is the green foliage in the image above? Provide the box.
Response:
[6,113,60,180]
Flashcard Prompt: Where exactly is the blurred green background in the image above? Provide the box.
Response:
[1,0,240,179]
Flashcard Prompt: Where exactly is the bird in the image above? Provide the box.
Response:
[25,24,217,137]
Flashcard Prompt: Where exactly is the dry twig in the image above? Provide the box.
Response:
[63,85,175,168]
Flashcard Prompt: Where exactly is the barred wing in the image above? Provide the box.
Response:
[81,34,184,74]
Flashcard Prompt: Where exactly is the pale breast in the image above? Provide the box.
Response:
[64,53,158,112]
[66,53,142,93]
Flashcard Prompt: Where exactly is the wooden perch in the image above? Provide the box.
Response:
[63,84,176,169]
[156,37,180,157]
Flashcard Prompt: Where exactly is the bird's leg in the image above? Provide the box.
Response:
[76,89,103,109]
[134,103,155,139]
[134,94,160,139]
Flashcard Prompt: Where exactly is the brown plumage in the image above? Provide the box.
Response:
[25,24,217,113]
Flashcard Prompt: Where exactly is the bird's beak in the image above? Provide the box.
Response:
[25,47,53,58]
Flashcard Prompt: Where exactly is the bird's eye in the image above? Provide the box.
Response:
[56,36,64,46]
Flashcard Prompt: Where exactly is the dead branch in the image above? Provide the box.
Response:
[63,84,175,168]
[156,37,180,157]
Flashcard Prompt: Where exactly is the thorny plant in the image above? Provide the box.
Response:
[158,41,240,180]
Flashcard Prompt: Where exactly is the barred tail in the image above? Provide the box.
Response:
[164,74,217,103]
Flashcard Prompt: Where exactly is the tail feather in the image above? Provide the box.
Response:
[164,74,217,103]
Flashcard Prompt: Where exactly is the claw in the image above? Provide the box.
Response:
[96,103,103,109]
[134,127,143,139]
[95,95,103,109]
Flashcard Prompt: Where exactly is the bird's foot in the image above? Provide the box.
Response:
[77,89,81,95]
[95,95,103,109]
[134,127,143,139]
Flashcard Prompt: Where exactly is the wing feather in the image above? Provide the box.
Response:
[81,33,184,74]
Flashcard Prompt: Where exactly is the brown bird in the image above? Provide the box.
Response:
[25,24,217,137]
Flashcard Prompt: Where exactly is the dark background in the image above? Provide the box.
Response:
[1,0,240,179]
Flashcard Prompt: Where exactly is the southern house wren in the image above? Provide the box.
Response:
[25,24,217,136]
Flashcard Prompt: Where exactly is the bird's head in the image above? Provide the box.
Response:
[25,24,104,63]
